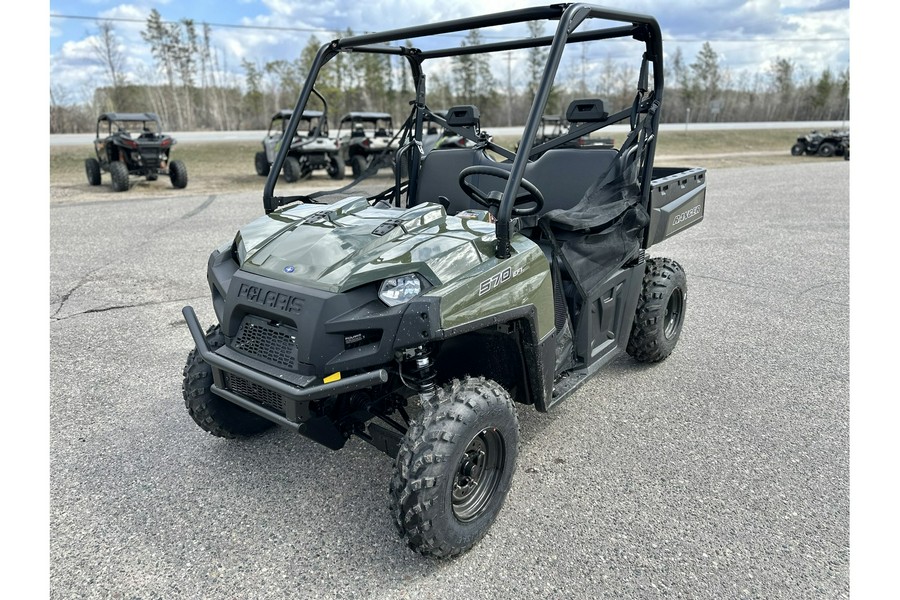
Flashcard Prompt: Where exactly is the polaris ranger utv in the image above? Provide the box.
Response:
[182,4,706,558]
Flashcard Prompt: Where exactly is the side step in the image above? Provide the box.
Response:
[547,370,590,410]
[546,345,623,411]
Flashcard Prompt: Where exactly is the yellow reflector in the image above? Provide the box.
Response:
[323,372,341,384]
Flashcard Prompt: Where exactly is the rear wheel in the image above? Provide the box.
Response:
[255,151,270,176]
[817,142,836,158]
[169,160,188,188]
[283,156,302,182]
[390,377,519,558]
[627,257,687,363]
[351,154,367,178]
[790,143,805,156]
[85,158,101,185]
[109,161,129,192]
[182,325,275,438]
[327,154,345,180]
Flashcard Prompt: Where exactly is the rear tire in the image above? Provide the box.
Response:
[109,161,129,192]
[390,377,519,558]
[790,143,805,156]
[627,257,687,363]
[169,160,188,188]
[255,151,270,176]
[283,156,302,182]
[817,142,835,157]
[351,155,367,178]
[85,158,101,185]
[182,325,275,438]
[327,154,345,180]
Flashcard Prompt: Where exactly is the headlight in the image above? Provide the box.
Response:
[231,234,245,264]
[379,274,422,307]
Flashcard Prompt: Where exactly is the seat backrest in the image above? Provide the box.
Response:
[413,147,619,216]
[414,149,487,213]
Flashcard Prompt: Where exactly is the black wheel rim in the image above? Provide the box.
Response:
[664,288,684,339]
[452,427,505,523]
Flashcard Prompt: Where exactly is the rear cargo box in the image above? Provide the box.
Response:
[646,167,707,246]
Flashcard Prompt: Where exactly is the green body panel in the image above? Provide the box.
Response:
[424,238,554,339]
[234,197,554,339]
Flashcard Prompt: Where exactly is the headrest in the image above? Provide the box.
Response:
[566,99,608,123]
[446,105,480,128]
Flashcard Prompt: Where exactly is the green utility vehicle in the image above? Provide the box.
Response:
[182,3,706,558]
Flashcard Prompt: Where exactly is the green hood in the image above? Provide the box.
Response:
[235,197,497,293]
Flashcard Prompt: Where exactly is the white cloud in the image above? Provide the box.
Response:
[49,0,850,104]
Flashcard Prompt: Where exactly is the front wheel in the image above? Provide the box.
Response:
[390,377,519,558]
[182,325,275,438]
[790,143,805,156]
[626,257,687,363]
[169,160,188,188]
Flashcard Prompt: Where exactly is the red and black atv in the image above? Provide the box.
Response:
[85,112,188,192]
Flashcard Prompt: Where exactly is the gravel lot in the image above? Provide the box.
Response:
[49,161,849,599]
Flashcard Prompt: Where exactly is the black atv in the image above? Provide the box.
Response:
[791,129,849,158]
[182,3,706,559]
[255,102,344,182]
[85,112,187,192]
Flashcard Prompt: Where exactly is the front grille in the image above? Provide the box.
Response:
[232,316,298,369]
[226,374,287,414]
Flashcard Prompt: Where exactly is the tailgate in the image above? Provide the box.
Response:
[646,167,707,246]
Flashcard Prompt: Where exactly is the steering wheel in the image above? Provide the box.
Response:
[458,165,545,217]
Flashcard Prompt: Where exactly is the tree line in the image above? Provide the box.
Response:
[49,13,849,133]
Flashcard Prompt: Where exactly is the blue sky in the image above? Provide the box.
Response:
[49,1,850,103]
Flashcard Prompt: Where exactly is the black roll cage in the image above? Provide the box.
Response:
[263,3,663,259]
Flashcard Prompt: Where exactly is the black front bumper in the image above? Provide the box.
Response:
[183,306,388,445]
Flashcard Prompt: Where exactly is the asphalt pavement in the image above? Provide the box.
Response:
[49,161,849,599]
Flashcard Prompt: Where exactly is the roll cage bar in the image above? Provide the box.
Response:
[263,3,663,259]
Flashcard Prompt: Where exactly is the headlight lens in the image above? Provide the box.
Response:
[378,274,422,307]
[231,234,245,264]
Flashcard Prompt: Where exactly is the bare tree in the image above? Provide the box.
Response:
[90,21,128,110]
